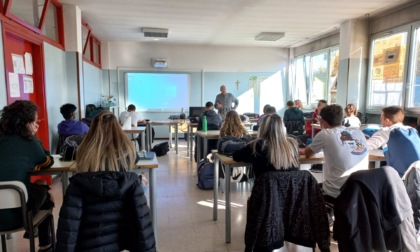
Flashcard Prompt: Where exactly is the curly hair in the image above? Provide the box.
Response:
[219,110,248,137]
[0,100,38,140]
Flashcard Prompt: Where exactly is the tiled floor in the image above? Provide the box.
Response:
[3,140,417,251]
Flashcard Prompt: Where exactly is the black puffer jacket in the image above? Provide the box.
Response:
[56,172,156,252]
[197,110,222,130]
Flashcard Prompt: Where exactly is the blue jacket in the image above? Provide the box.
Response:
[57,120,89,135]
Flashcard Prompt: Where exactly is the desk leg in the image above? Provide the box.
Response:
[146,123,152,151]
[149,168,157,242]
[203,139,208,161]
[140,132,146,151]
[196,134,201,168]
[169,126,173,148]
[61,171,69,194]
[213,156,219,221]
[175,124,178,154]
[187,126,190,156]
[225,164,231,243]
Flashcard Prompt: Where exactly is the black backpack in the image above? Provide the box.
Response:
[60,135,84,161]
[217,135,253,156]
[151,142,170,156]
[197,158,214,190]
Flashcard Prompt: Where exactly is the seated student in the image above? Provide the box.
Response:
[219,110,248,138]
[306,99,327,136]
[57,103,89,136]
[254,106,277,131]
[196,102,222,161]
[367,106,420,176]
[294,99,303,110]
[305,104,369,203]
[0,100,55,252]
[284,100,305,135]
[256,104,271,127]
[343,103,361,127]
[120,104,154,147]
[56,111,155,251]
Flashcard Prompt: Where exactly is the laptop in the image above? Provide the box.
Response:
[189,117,198,123]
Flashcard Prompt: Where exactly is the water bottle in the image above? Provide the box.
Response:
[202,115,208,132]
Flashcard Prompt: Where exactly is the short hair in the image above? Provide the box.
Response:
[127,104,136,111]
[205,101,214,108]
[319,104,343,127]
[382,106,404,124]
[263,104,271,114]
[265,106,277,114]
[0,100,38,140]
[76,111,136,173]
[60,103,77,120]
[286,101,294,107]
[318,100,327,105]
[345,104,357,117]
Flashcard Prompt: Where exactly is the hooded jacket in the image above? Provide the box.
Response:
[57,119,89,135]
[56,172,156,252]
[197,109,222,131]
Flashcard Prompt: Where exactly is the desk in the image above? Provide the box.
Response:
[36,154,159,240]
[123,126,146,151]
[311,123,321,138]
[147,120,181,154]
[213,151,385,243]
[195,130,258,165]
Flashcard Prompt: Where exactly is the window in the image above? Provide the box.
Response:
[82,20,101,67]
[291,46,338,108]
[367,30,408,108]
[407,24,420,109]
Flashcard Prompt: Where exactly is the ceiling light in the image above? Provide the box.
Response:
[255,32,285,41]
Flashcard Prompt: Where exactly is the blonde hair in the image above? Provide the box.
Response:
[76,111,136,173]
[253,114,299,169]
[220,110,248,137]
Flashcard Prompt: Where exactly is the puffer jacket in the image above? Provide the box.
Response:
[56,172,156,252]
[403,164,420,233]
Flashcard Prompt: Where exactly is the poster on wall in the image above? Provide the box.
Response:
[8,72,20,97]
[11,54,25,74]
[23,75,33,93]
[24,52,33,75]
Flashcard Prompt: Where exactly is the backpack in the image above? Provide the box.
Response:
[385,127,420,176]
[151,142,170,156]
[217,135,253,156]
[197,158,214,190]
[60,135,84,161]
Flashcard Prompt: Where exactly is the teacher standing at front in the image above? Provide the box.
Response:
[215,85,239,120]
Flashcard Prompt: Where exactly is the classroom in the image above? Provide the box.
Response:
[0,0,420,251]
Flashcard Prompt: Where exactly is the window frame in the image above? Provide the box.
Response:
[405,21,420,114]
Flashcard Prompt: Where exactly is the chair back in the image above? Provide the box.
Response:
[56,134,72,155]
[0,181,27,210]
[285,120,305,136]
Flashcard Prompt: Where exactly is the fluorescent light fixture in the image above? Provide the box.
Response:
[255,32,285,41]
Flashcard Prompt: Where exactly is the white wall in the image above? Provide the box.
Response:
[82,62,103,106]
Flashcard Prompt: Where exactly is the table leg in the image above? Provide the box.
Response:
[140,131,146,151]
[196,134,201,168]
[175,124,178,154]
[187,125,190,156]
[146,123,152,151]
[225,164,231,243]
[203,139,208,161]
[169,126,173,148]
[213,155,219,221]
[148,168,157,242]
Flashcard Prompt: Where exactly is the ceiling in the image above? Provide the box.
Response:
[60,0,415,48]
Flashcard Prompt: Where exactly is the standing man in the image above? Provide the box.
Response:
[215,85,239,120]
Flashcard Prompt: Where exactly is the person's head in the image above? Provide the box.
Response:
[0,100,39,140]
[257,114,299,169]
[220,110,248,137]
[345,103,357,117]
[319,104,343,128]
[265,106,277,115]
[286,101,294,108]
[381,106,404,127]
[262,104,271,114]
[205,101,214,110]
[220,85,227,95]
[76,110,136,173]
[317,100,327,110]
[127,104,136,112]
[60,103,77,120]
[294,100,303,109]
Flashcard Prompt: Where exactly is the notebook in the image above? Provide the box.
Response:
[138,151,155,160]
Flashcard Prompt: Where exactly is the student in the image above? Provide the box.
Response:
[120,104,146,126]
[57,103,89,135]
[367,106,420,176]
[56,111,155,251]
[256,104,271,127]
[219,110,248,138]
[215,85,239,120]
[233,114,300,178]
[283,100,305,135]
[343,103,361,127]
[305,104,368,203]
[0,100,54,252]
[196,102,222,161]
[306,99,327,136]
[294,99,303,109]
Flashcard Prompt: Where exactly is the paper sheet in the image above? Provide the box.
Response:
[8,72,20,97]
[12,54,25,74]
[24,52,33,75]
[23,75,33,93]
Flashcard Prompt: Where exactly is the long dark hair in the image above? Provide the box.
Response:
[0,100,38,140]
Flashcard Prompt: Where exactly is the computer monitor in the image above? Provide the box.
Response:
[189,106,205,118]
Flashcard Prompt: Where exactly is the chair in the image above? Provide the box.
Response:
[55,134,72,155]
[0,181,55,252]
[402,161,420,236]
[285,120,305,136]
[245,170,330,251]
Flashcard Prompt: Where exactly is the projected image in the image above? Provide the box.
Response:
[127,73,190,111]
